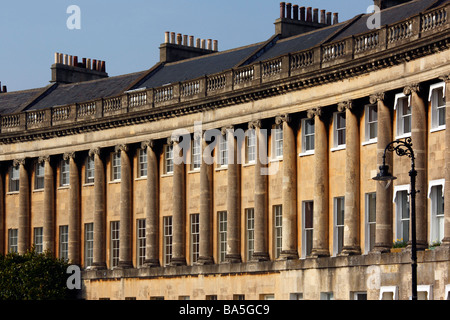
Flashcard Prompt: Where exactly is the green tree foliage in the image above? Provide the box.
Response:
[0,248,72,300]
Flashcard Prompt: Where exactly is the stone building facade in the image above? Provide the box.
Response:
[1,0,450,300]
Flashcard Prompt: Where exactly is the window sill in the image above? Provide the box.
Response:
[108,180,121,185]
[83,183,94,187]
[299,150,314,157]
[32,189,44,193]
[6,191,19,195]
[188,169,200,174]
[134,177,148,181]
[430,125,446,133]
[362,139,377,146]
[330,145,346,152]
[395,133,411,140]
[57,186,69,190]
[161,173,173,178]
[215,166,228,172]
[243,162,255,167]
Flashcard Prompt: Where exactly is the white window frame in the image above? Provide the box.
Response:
[164,144,174,175]
[138,149,148,178]
[163,216,173,266]
[246,129,256,164]
[218,134,228,168]
[85,155,95,184]
[300,118,315,156]
[333,196,345,256]
[60,159,70,187]
[394,185,411,243]
[365,192,376,254]
[445,284,450,300]
[35,162,45,190]
[8,228,18,253]
[428,179,445,245]
[9,165,20,193]
[84,223,94,268]
[191,136,201,171]
[190,214,200,265]
[110,221,120,268]
[111,152,121,181]
[218,211,227,263]
[302,201,314,258]
[417,285,433,300]
[34,227,43,254]
[394,93,412,139]
[429,82,446,132]
[59,225,69,261]
[246,208,255,261]
[364,104,378,144]
[136,219,146,267]
[380,286,398,300]
[273,205,282,259]
[272,124,283,159]
[332,111,346,151]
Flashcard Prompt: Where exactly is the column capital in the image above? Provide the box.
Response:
[114,144,129,153]
[221,125,235,135]
[369,92,386,104]
[88,147,102,157]
[13,158,26,167]
[403,83,421,95]
[141,140,155,150]
[307,107,323,119]
[247,120,261,130]
[337,100,353,112]
[275,114,291,125]
[63,151,76,161]
[38,155,51,164]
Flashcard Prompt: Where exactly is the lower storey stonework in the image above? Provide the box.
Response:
[82,248,450,300]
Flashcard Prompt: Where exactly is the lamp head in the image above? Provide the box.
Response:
[373,164,397,189]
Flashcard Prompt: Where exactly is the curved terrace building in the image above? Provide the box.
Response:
[1,0,450,300]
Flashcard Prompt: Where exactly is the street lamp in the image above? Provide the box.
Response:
[372,137,418,301]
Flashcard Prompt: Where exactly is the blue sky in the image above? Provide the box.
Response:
[0,1,373,92]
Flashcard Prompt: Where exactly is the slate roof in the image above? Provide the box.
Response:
[0,0,447,115]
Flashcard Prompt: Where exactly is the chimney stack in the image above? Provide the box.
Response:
[52,52,108,84]
[0,82,7,94]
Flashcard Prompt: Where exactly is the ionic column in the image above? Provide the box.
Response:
[65,152,80,265]
[197,132,214,265]
[277,114,299,260]
[90,148,106,270]
[40,156,55,254]
[404,84,428,250]
[309,108,330,258]
[441,75,450,248]
[116,144,133,269]
[142,140,160,267]
[251,120,270,261]
[224,126,241,263]
[371,92,393,253]
[340,101,361,256]
[171,137,187,266]
[16,158,30,255]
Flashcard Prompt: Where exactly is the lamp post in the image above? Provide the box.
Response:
[372,137,418,301]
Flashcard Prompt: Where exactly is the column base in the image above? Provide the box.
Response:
[440,237,450,248]
[251,252,270,262]
[339,246,361,256]
[143,259,160,268]
[90,262,107,270]
[371,243,392,254]
[279,250,299,260]
[116,261,133,269]
[407,240,428,251]
[195,256,214,265]
[309,248,330,258]
[170,257,187,266]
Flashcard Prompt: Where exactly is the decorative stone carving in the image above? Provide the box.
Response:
[369,92,385,104]
[337,100,353,112]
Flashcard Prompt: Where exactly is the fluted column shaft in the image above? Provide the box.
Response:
[17,159,30,254]
[91,148,106,269]
[225,126,241,263]
[405,84,428,250]
[371,93,393,253]
[171,139,187,266]
[117,145,133,268]
[310,108,330,257]
[42,156,55,254]
[66,153,80,265]
[252,120,270,261]
[278,115,298,260]
[197,134,214,265]
[143,141,160,267]
[341,101,361,255]
[442,76,450,247]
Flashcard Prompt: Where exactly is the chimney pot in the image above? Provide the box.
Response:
[63,54,68,65]
[213,40,218,51]
[196,38,201,48]
[292,5,299,20]
[333,12,339,24]
[2,86,7,93]
[93,59,98,71]
[313,8,319,23]
[201,39,206,49]
[73,56,78,67]
[177,33,182,45]
[165,31,170,43]
[286,3,292,19]
[320,10,326,24]
[171,32,176,44]
[306,7,312,22]
[299,7,305,21]
[280,2,286,19]
[326,12,332,25]
[82,58,87,68]
[207,39,212,50]
[189,36,194,47]
[183,35,188,46]
[54,52,59,64]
